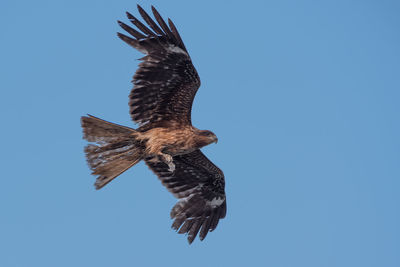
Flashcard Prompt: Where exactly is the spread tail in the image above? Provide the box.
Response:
[81,115,144,189]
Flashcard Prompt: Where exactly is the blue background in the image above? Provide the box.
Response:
[1,0,399,266]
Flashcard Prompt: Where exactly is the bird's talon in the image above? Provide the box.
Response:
[168,162,176,172]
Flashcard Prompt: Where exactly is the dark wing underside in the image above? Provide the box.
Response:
[145,150,226,244]
[118,5,201,129]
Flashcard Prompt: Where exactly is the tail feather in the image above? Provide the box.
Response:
[82,115,134,142]
[81,115,144,189]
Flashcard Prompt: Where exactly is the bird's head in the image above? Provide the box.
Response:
[196,130,218,147]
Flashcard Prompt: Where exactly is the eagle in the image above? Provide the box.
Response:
[81,5,226,244]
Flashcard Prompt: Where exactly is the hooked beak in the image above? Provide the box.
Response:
[213,136,218,144]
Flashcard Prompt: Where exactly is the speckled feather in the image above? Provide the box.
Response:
[117,5,201,129]
[146,150,226,244]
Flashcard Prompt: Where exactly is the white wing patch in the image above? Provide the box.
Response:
[207,197,225,208]
[167,44,188,55]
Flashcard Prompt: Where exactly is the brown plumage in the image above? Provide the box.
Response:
[81,5,226,244]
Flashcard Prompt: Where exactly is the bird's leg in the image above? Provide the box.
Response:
[158,153,175,172]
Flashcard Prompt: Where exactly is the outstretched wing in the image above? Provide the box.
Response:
[117,5,201,129]
[145,150,226,244]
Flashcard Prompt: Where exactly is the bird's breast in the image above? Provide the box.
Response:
[139,126,196,156]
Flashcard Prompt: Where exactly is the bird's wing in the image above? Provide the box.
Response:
[118,5,201,129]
[145,150,226,244]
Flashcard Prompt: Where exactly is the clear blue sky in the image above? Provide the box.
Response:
[1,0,399,266]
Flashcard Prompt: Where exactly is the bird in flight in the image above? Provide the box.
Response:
[81,5,226,244]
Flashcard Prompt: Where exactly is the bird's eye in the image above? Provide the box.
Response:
[200,131,210,136]
[206,132,215,137]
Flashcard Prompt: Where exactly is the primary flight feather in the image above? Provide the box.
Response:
[81,5,226,244]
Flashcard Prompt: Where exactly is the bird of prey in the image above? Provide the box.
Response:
[81,5,226,244]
